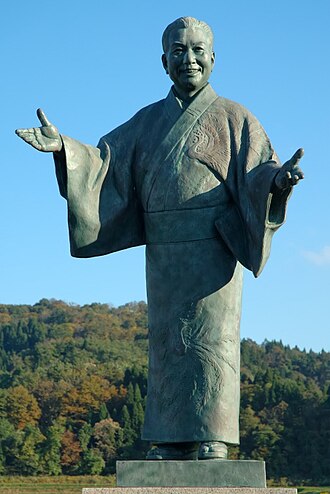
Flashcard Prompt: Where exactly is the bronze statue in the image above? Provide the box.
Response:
[16,16,304,461]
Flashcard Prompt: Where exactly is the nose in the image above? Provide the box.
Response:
[183,48,196,64]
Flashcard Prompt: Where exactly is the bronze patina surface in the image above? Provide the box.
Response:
[16,16,304,461]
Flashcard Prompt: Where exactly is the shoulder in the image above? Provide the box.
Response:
[101,98,165,143]
[212,95,258,123]
[133,98,166,119]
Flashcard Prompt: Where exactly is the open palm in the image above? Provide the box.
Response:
[16,109,62,153]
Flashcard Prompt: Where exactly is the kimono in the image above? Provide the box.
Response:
[55,83,292,445]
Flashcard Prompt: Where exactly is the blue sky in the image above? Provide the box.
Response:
[1,0,329,351]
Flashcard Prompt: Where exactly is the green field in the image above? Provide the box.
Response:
[0,475,115,493]
[297,489,330,494]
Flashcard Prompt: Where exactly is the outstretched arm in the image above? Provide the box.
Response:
[15,109,62,153]
[274,148,304,190]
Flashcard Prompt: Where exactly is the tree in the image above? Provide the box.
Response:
[98,403,110,421]
[41,420,64,475]
[60,430,82,473]
[239,405,261,459]
[80,448,105,475]
[121,405,135,447]
[9,425,45,475]
[33,379,69,428]
[78,423,93,452]
[6,385,41,429]
[61,376,114,427]
[0,418,16,473]
[93,418,122,471]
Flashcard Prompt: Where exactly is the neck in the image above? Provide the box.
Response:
[173,83,209,102]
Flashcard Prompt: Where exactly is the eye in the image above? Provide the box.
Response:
[194,46,204,54]
[172,47,184,55]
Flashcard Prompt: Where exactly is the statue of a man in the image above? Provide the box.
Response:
[16,17,304,461]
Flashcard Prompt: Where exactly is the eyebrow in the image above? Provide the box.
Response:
[171,41,207,47]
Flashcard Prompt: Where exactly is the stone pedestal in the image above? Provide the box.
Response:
[81,460,297,494]
[116,460,266,487]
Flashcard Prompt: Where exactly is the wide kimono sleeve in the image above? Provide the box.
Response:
[215,106,292,277]
[54,117,145,258]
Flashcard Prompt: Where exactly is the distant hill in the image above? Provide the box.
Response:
[0,299,329,484]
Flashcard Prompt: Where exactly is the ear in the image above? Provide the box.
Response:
[211,51,215,71]
[161,54,169,74]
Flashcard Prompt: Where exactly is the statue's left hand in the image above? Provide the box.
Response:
[275,148,304,190]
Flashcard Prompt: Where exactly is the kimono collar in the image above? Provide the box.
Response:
[163,83,218,125]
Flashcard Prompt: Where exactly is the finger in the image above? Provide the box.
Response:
[293,172,304,182]
[294,170,304,180]
[16,131,34,143]
[296,147,304,158]
[16,132,42,150]
[37,108,51,127]
[291,147,304,165]
[17,127,38,135]
[16,128,34,137]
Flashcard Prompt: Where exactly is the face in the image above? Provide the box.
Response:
[162,26,215,100]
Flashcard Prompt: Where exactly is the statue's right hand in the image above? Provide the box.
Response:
[15,108,62,153]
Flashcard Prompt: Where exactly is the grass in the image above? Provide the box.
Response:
[0,475,115,493]
[297,489,330,494]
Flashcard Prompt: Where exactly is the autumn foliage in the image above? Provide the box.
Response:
[0,299,329,484]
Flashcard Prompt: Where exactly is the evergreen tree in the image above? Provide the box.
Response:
[81,448,105,475]
[99,403,110,421]
[41,421,64,475]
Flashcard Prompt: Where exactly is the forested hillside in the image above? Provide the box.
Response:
[0,299,329,484]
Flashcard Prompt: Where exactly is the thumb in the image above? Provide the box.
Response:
[37,108,52,127]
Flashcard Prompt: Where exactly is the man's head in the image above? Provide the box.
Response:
[162,17,215,100]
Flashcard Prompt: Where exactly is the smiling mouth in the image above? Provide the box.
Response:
[181,68,200,76]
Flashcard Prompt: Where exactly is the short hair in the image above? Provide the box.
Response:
[162,17,214,53]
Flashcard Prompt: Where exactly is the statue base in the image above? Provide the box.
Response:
[81,460,297,493]
[116,460,266,487]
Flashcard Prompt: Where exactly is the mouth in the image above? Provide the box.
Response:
[181,68,201,76]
